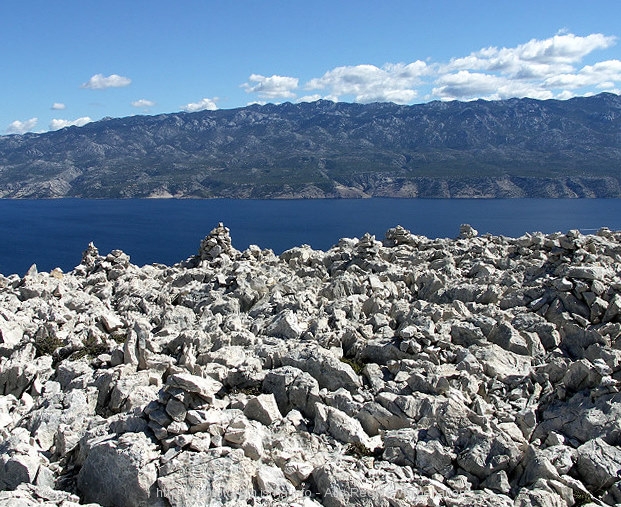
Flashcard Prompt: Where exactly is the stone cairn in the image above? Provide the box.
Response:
[198,222,239,262]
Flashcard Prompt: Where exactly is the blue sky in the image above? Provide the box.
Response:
[2,0,621,135]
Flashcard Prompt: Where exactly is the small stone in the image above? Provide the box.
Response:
[459,224,478,239]
[166,421,189,435]
[148,407,172,428]
[166,373,223,399]
[166,398,187,422]
[189,434,211,452]
[255,464,295,498]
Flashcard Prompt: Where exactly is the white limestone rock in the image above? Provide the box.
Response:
[575,437,621,491]
[157,449,255,506]
[243,393,282,426]
[1,226,621,505]
[314,404,371,446]
[77,432,159,507]
[255,464,295,498]
[166,372,223,399]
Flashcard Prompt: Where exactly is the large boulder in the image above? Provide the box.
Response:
[77,432,159,507]
[157,449,255,506]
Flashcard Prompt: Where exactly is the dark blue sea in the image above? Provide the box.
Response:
[1,198,621,276]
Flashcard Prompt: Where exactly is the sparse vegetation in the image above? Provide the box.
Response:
[70,334,109,360]
[1,94,620,198]
[231,385,262,396]
[340,356,366,375]
[34,332,64,357]
[573,489,593,506]
[345,442,379,458]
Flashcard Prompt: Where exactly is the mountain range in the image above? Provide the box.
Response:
[1,93,620,198]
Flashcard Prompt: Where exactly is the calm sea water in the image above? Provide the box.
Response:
[1,198,620,276]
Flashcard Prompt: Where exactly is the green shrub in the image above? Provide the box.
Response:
[34,333,63,357]
[70,334,108,360]
[340,357,366,375]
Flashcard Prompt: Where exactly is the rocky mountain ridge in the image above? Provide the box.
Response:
[1,93,620,198]
[1,223,621,505]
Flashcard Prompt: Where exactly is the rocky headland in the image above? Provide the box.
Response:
[1,223,621,506]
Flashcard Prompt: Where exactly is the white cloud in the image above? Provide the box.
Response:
[131,99,155,108]
[432,33,619,100]
[543,59,621,90]
[306,62,428,104]
[445,33,615,75]
[49,117,92,131]
[297,94,323,103]
[81,73,132,90]
[182,97,218,112]
[432,71,554,101]
[51,102,66,110]
[243,32,618,105]
[241,74,299,100]
[6,118,38,134]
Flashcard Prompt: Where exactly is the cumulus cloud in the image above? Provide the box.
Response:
[543,59,621,90]
[49,117,92,131]
[297,94,323,103]
[81,73,132,90]
[306,62,428,104]
[51,102,66,110]
[432,71,554,101]
[445,33,615,76]
[433,33,618,100]
[241,74,299,99]
[242,32,619,104]
[182,97,219,112]
[131,99,156,109]
[6,118,38,134]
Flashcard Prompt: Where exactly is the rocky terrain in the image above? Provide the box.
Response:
[1,222,621,506]
[1,93,621,198]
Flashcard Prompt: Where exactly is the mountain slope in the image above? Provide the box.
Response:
[1,93,620,198]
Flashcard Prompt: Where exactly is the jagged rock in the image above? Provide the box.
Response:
[456,431,524,480]
[0,428,48,491]
[262,366,321,418]
[382,428,418,466]
[415,439,456,477]
[356,401,405,436]
[459,223,478,239]
[575,437,621,491]
[0,344,53,397]
[481,470,511,494]
[313,404,370,446]
[312,463,389,507]
[255,464,296,498]
[266,309,305,340]
[562,359,603,392]
[243,393,282,426]
[0,315,23,349]
[513,486,567,507]
[166,372,223,399]
[281,345,362,393]
[77,432,159,507]
[157,449,255,506]
[224,416,265,460]
[0,483,84,506]
[1,225,621,505]
[565,265,612,281]
[471,343,532,384]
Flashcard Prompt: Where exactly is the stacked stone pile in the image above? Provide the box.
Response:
[1,223,621,506]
